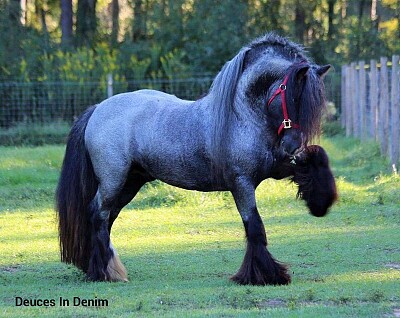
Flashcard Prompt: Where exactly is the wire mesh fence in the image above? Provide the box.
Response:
[0,72,341,130]
[0,75,215,129]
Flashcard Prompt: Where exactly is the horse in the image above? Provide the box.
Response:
[56,33,337,285]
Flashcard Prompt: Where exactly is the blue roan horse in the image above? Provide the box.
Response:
[56,33,337,285]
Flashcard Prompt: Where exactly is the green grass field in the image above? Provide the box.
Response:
[0,134,399,317]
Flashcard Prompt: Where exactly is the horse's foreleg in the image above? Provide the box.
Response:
[231,183,291,285]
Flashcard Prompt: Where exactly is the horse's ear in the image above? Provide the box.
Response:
[296,65,310,83]
[316,64,331,79]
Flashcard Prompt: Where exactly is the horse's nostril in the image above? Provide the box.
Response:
[284,144,300,156]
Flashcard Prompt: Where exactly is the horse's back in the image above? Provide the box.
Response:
[85,89,195,150]
[133,89,192,103]
[95,89,192,113]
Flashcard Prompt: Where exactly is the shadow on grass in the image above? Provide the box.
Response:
[3,221,398,288]
[2,244,398,318]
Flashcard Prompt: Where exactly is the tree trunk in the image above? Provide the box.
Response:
[111,0,119,46]
[327,0,335,40]
[8,0,21,25]
[294,0,306,42]
[355,0,366,57]
[76,0,97,46]
[132,0,146,41]
[61,0,73,47]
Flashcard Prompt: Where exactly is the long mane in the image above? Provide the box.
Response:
[208,33,326,177]
[208,47,249,177]
[248,33,308,61]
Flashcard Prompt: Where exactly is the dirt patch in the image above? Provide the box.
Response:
[258,299,286,308]
[384,263,400,270]
[0,265,21,273]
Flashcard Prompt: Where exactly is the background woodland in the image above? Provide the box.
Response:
[0,0,399,82]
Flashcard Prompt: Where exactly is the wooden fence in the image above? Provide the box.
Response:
[341,55,400,168]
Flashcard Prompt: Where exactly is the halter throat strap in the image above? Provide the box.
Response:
[267,74,300,135]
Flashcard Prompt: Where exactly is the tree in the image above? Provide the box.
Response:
[153,0,184,53]
[60,0,73,47]
[34,0,48,37]
[8,0,21,24]
[294,0,306,42]
[111,0,119,46]
[185,0,248,72]
[327,0,335,41]
[132,0,146,42]
[76,0,97,46]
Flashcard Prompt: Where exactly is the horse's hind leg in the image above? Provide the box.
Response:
[108,174,152,233]
[230,182,291,285]
[88,173,149,282]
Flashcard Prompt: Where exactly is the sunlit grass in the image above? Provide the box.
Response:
[0,134,399,317]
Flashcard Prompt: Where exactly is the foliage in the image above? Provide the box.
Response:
[0,136,399,316]
[0,0,399,82]
[0,122,70,146]
[0,1,397,132]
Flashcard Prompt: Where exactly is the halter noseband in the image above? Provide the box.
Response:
[267,74,300,135]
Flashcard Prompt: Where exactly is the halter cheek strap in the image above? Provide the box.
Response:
[267,75,300,135]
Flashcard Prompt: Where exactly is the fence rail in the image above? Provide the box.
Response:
[341,55,400,167]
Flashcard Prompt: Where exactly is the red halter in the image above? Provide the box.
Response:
[267,74,300,135]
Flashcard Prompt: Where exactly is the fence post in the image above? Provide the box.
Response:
[341,65,346,129]
[345,65,353,137]
[390,55,400,166]
[107,73,113,98]
[369,59,378,139]
[351,63,360,137]
[358,61,367,140]
[379,57,389,156]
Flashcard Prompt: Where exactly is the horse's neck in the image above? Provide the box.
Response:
[200,92,273,151]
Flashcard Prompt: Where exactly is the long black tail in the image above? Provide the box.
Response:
[56,106,98,272]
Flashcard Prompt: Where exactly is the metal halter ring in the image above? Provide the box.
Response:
[282,119,292,129]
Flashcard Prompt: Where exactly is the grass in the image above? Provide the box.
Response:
[0,133,399,317]
[0,122,70,146]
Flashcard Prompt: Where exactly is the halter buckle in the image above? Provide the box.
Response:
[279,84,287,91]
[282,119,292,129]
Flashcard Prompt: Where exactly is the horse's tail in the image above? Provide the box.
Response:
[56,106,98,273]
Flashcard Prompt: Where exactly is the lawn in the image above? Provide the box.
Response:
[0,134,399,317]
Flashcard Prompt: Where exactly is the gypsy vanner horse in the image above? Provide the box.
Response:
[56,33,337,285]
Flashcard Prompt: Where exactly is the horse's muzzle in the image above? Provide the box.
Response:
[279,129,306,156]
[280,139,305,156]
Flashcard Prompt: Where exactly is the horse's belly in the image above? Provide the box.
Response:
[139,152,222,191]
[159,175,219,192]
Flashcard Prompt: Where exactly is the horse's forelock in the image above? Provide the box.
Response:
[208,34,326,174]
[247,34,325,143]
[286,64,326,143]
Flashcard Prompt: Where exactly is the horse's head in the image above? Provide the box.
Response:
[209,33,331,176]
[239,34,331,157]
[266,63,331,157]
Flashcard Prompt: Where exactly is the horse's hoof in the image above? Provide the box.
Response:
[230,270,291,286]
